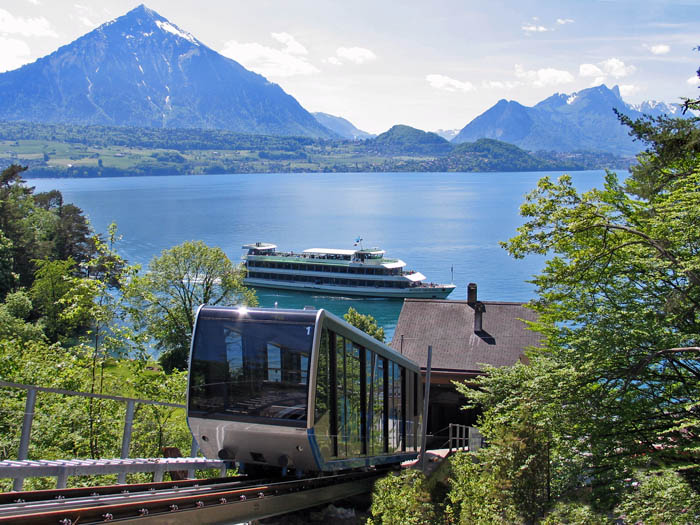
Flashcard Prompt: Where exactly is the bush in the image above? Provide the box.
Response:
[615,469,700,524]
[368,469,439,524]
[444,451,517,524]
[541,501,609,524]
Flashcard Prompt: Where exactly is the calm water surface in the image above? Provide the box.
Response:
[30,171,610,339]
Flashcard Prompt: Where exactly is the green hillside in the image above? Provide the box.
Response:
[0,121,632,177]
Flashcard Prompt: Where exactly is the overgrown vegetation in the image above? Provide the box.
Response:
[0,165,256,489]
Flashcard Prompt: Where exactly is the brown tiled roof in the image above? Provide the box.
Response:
[389,299,541,373]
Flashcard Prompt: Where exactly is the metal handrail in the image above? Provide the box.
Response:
[0,381,185,408]
[0,381,193,491]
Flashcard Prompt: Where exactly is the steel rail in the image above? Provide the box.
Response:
[0,476,243,505]
[0,471,382,525]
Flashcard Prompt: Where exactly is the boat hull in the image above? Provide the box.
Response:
[244,278,455,299]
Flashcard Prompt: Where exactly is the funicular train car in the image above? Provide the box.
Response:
[187,306,423,474]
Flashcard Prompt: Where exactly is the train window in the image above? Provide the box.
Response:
[225,330,243,378]
[189,315,313,424]
[336,334,347,457]
[267,344,282,382]
[347,342,362,456]
[314,328,331,423]
[388,362,403,451]
[367,352,386,455]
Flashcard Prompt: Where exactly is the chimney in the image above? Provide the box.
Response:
[474,301,485,333]
[467,282,477,305]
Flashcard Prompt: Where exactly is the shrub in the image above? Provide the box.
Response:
[444,451,517,524]
[615,469,700,525]
[541,501,609,524]
[368,469,439,524]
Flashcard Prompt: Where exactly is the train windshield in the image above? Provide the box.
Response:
[189,308,315,425]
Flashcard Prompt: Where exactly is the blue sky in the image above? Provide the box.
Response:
[1,0,698,133]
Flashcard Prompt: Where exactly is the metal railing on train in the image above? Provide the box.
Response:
[0,381,224,491]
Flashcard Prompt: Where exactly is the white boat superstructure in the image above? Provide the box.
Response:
[241,242,455,299]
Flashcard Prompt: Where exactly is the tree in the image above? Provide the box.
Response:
[0,291,45,343]
[0,230,17,299]
[344,307,386,342]
[486,106,700,503]
[30,258,93,343]
[128,240,257,372]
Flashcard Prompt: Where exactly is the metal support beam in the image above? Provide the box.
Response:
[117,400,135,484]
[187,439,199,479]
[13,387,37,491]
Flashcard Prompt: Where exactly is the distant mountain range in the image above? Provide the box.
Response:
[0,4,691,157]
[313,112,374,139]
[0,5,335,138]
[433,129,460,141]
[452,84,692,155]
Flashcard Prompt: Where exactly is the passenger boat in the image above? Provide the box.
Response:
[241,242,455,299]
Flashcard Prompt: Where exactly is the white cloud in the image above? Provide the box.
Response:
[220,33,319,78]
[600,57,636,78]
[426,74,475,93]
[271,32,308,55]
[26,0,41,5]
[687,75,700,86]
[323,56,342,66]
[0,8,58,37]
[336,46,377,64]
[72,4,96,28]
[482,80,521,89]
[77,16,95,27]
[619,84,640,96]
[522,24,548,33]
[515,64,574,87]
[0,35,31,72]
[556,18,574,24]
[579,63,603,77]
[579,58,635,86]
[645,43,670,55]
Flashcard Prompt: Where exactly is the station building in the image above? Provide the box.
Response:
[389,283,542,446]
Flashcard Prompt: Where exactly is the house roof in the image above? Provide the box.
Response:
[389,298,541,374]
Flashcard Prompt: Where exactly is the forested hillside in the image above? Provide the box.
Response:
[0,121,632,178]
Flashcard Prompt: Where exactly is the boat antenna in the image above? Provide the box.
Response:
[451,264,454,284]
[354,236,364,250]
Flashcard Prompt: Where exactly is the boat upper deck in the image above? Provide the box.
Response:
[243,246,405,269]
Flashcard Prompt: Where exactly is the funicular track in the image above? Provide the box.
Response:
[0,470,383,524]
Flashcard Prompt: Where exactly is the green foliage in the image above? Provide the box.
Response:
[0,291,45,343]
[540,501,609,524]
[127,240,258,372]
[444,452,517,524]
[30,258,94,343]
[0,164,93,294]
[343,306,386,342]
[615,469,700,524]
[0,230,16,298]
[444,79,700,518]
[368,469,439,525]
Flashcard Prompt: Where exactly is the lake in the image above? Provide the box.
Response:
[29,171,611,339]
